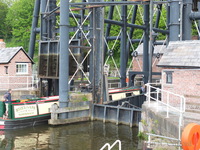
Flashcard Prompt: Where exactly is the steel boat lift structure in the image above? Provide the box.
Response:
[28,0,200,119]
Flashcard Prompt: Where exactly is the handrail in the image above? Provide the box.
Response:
[145,83,185,114]
[100,140,121,150]
[0,75,37,90]
[145,83,185,150]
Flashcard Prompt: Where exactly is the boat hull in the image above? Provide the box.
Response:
[0,115,50,130]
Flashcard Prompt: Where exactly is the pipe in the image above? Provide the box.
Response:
[182,0,192,40]
[169,0,180,41]
[28,0,40,59]
[40,0,47,41]
[189,11,200,20]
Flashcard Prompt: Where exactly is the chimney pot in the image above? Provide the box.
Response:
[0,39,6,48]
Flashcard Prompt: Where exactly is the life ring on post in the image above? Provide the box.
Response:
[181,123,200,150]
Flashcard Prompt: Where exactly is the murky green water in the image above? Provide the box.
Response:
[0,121,139,150]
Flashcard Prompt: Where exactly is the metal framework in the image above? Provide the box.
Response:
[28,0,200,117]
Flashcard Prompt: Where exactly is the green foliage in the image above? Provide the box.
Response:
[137,131,148,140]
[5,0,35,51]
[82,95,88,101]
[141,119,147,126]
[0,1,10,39]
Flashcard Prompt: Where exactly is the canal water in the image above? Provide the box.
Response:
[0,121,140,150]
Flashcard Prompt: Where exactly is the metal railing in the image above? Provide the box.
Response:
[146,133,181,147]
[145,83,186,150]
[0,76,38,90]
[100,140,121,150]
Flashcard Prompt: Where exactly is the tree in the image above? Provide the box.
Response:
[0,1,9,39]
[6,0,35,50]
[0,0,15,7]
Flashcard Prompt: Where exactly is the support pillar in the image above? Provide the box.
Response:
[59,0,70,119]
[120,2,127,87]
[182,0,192,40]
[169,0,180,41]
[143,4,149,84]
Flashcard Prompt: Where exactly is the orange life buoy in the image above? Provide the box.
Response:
[181,123,200,150]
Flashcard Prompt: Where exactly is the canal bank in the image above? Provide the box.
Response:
[140,101,200,149]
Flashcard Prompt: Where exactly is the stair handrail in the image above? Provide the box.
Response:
[145,83,186,150]
[100,140,121,150]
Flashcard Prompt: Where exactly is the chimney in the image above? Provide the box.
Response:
[0,39,6,49]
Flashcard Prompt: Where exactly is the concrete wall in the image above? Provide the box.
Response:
[162,69,200,103]
[0,89,39,100]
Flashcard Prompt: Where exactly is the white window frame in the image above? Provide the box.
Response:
[16,63,28,74]
[166,71,173,84]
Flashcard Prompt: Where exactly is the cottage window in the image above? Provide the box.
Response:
[4,66,8,74]
[16,63,28,74]
[166,72,173,84]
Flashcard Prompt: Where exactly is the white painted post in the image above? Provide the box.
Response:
[156,88,159,112]
[51,103,59,120]
[148,134,151,148]
[166,92,169,118]
[147,84,151,106]
[182,96,186,112]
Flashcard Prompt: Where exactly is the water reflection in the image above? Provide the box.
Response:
[0,121,139,150]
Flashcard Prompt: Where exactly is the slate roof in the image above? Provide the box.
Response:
[135,41,167,55]
[0,47,34,64]
[157,40,200,68]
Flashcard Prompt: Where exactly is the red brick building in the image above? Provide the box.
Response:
[131,42,167,85]
[157,40,200,103]
[0,46,34,89]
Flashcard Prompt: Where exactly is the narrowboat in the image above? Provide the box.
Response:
[108,86,141,101]
[0,96,59,130]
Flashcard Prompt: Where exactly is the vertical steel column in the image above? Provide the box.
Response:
[143,4,149,84]
[182,0,192,40]
[48,0,57,39]
[104,2,114,59]
[120,2,127,87]
[167,4,170,44]
[28,0,40,59]
[149,0,153,83]
[94,1,104,103]
[89,0,94,85]
[40,0,47,41]
[59,0,69,119]
[155,4,162,28]
[126,5,138,51]
[169,0,180,41]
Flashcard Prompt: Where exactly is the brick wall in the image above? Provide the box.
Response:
[162,69,200,103]
[0,50,33,89]
[132,55,163,72]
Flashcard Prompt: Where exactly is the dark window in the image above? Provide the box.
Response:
[4,66,8,74]
[166,72,173,84]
